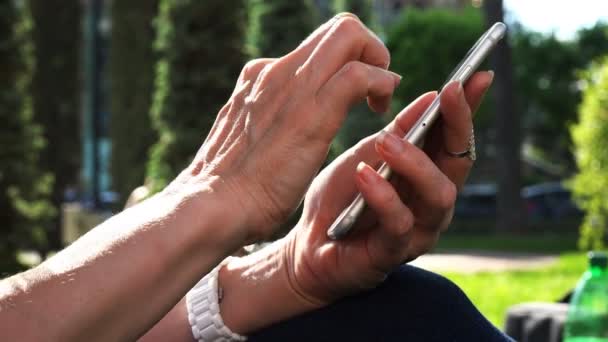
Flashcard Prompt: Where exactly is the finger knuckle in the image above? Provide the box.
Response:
[334,16,364,36]
[377,187,398,207]
[258,62,277,82]
[396,211,414,235]
[341,61,368,86]
[259,57,295,87]
[350,136,373,156]
[436,181,457,212]
[242,58,271,80]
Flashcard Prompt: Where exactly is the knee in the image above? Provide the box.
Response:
[379,264,472,313]
[388,264,463,293]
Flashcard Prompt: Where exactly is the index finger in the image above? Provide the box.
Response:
[301,16,390,89]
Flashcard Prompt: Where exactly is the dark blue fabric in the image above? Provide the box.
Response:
[249,265,514,342]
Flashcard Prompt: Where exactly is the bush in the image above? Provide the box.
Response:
[386,7,485,118]
[0,0,54,273]
[109,0,159,203]
[147,0,248,192]
[571,57,608,250]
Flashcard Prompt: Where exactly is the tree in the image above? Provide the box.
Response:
[576,23,608,67]
[0,0,54,273]
[109,0,159,203]
[29,0,81,248]
[484,0,524,231]
[510,23,608,179]
[147,0,248,192]
[571,58,608,250]
[247,0,318,58]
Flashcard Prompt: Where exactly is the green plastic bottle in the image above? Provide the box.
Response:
[564,252,608,342]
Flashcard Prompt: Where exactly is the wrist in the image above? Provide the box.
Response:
[165,174,250,254]
[218,239,323,334]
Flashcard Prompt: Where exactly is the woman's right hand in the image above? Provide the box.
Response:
[169,14,402,246]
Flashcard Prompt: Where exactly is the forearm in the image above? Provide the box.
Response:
[0,184,244,341]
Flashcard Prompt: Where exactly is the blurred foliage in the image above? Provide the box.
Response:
[0,0,54,274]
[147,0,248,192]
[512,23,608,173]
[571,58,608,250]
[110,0,159,204]
[386,7,487,124]
[29,0,80,248]
[247,0,318,58]
[576,23,608,67]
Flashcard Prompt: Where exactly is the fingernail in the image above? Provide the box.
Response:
[356,161,375,185]
[328,12,353,25]
[378,131,403,155]
[487,70,495,83]
[335,12,359,21]
[456,80,463,95]
[389,71,402,87]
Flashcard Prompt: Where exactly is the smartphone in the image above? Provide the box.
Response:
[326,22,507,240]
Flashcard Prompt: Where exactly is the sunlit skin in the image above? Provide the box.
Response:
[0,14,492,341]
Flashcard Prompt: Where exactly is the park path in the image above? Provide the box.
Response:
[409,251,558,273]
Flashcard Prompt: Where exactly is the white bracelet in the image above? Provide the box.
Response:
[186,260,247,342]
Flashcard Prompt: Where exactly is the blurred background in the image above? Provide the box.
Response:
[1,0,608,330]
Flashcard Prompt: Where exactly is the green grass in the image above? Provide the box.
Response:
[435,232,579,254]
[432,232,584,329]
[441,252,586,329]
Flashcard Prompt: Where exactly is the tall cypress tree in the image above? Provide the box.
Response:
[109,0,159,203]
[0,0,53,273]
[29,0,81,248]
[247,0,318,58]
[147,0,248,191]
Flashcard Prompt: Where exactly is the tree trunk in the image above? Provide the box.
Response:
[483,0,525,231]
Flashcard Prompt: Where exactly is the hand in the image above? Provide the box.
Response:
[282,71,494,304]
[167,14,401,245]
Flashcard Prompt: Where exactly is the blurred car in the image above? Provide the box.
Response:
[522,182,583,220]
[454,183,497,219]
[454,182,583,221]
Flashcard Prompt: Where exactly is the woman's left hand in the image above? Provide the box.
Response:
[281,71,494,305]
